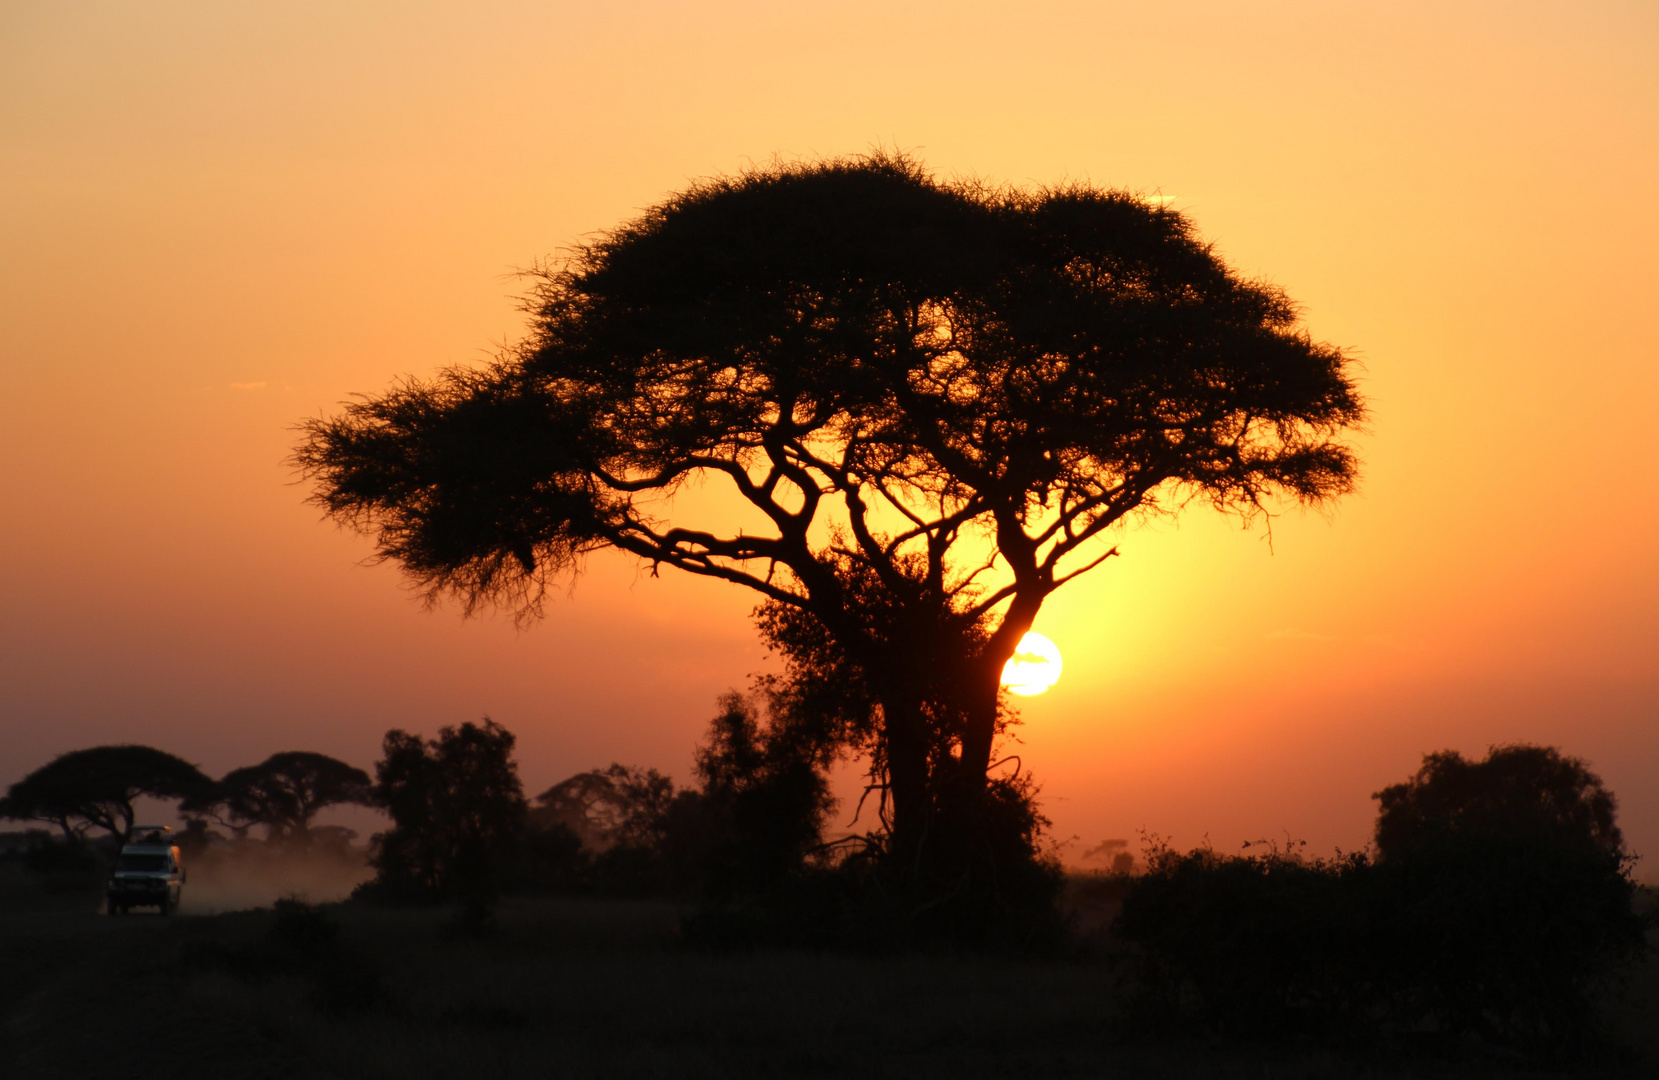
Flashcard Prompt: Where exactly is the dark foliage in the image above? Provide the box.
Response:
[2,829,109,895]
[1115,745,1649,1061]
[675,690,836,902]
[360,719,527,908]
[181,751,373,842]
[295,153,1364,850]
[1116,840,1376,1036]
[1370,745,1645,1056]
[0,745,212,842]
[1374,743,1623,860]
[523,692,836,908]
[522,674,1062,948]
[753,574,1064,948]
[494,817,588,895]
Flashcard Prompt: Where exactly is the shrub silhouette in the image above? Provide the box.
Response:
[1116,839,1376,1036]
[1115,744,1648,1060]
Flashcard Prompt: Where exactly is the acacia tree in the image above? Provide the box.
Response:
[182,751,373,842]
[297,155,1363,847]
[533,763,676,852]
[0,745,212,843]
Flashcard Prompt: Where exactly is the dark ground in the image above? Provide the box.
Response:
[2,889,1656,1080]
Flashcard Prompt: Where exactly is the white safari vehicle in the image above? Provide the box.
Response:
[106,825,186,915]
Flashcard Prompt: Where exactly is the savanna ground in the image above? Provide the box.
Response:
[4,866,1656,1080]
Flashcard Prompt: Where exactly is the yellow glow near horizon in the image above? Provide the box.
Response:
[1001,632,1063,696]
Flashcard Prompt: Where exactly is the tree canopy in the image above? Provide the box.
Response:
[1373,744,1624,859]
[532,763,674,853]
[297,154,1364,843]
[0,745,212,842]
[182,751,373,842]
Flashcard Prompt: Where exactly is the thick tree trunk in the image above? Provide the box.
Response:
[956,666,1005,790]
[880,696,932,855]
[958,598,1043,788]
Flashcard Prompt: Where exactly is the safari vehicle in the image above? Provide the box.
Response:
[106,825,185,915]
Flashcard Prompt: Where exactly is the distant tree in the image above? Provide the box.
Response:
[1368,743,1645,1054]
[678,690,836,900]
[366,719,527,904]
[532,763,676,853]
[183,751,373,842]
[1117,745,1649,1059]
[0,746,212,843]
[296,154,1365,857]
[1373,743,1623,859]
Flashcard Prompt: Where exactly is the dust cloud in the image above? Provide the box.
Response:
[177,840,372,914]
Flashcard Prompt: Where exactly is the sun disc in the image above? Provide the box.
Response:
[1000,631,1062,696]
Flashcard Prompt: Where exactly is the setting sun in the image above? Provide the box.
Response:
[1001,632,1063,696]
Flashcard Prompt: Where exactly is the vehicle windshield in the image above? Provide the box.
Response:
[116,854,168,873]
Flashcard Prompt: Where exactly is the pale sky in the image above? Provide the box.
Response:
[2,1,1655,863]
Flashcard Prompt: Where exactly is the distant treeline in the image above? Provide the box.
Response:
[3,712,1651,1062]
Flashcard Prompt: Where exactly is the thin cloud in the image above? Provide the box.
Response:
[229,381,268,391]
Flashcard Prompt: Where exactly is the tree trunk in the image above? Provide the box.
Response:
[880,696,932,856]
[956,665,1004,789]
[958,599,1043,788]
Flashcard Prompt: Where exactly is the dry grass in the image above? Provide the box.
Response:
[3,890,1656,1080]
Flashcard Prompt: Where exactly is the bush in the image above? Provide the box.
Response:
[20,832,109,895]
[1115,745,1650,1061]
[1116,840,1375,1036]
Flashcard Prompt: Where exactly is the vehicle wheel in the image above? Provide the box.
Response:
[158,897,171,916]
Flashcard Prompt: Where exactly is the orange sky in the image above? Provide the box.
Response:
[3,1,1655,864]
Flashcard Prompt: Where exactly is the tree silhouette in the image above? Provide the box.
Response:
[1374,743,1623,859]
[532,763,675,853]
[681,690,836,899]
[182,751,373,842]
[367,720,526,904]
[296,154,1363,846]
[0,745,212,842]
[1117,746,1645,1056]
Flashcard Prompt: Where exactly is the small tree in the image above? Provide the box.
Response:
[1374,743,1623,859]
[1370,744,1646,1054]
[0,746,211,843]
[678,690,836,901]
[1116,745,1649,1057]
[183,751,373,842]
[366,719,527,904]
